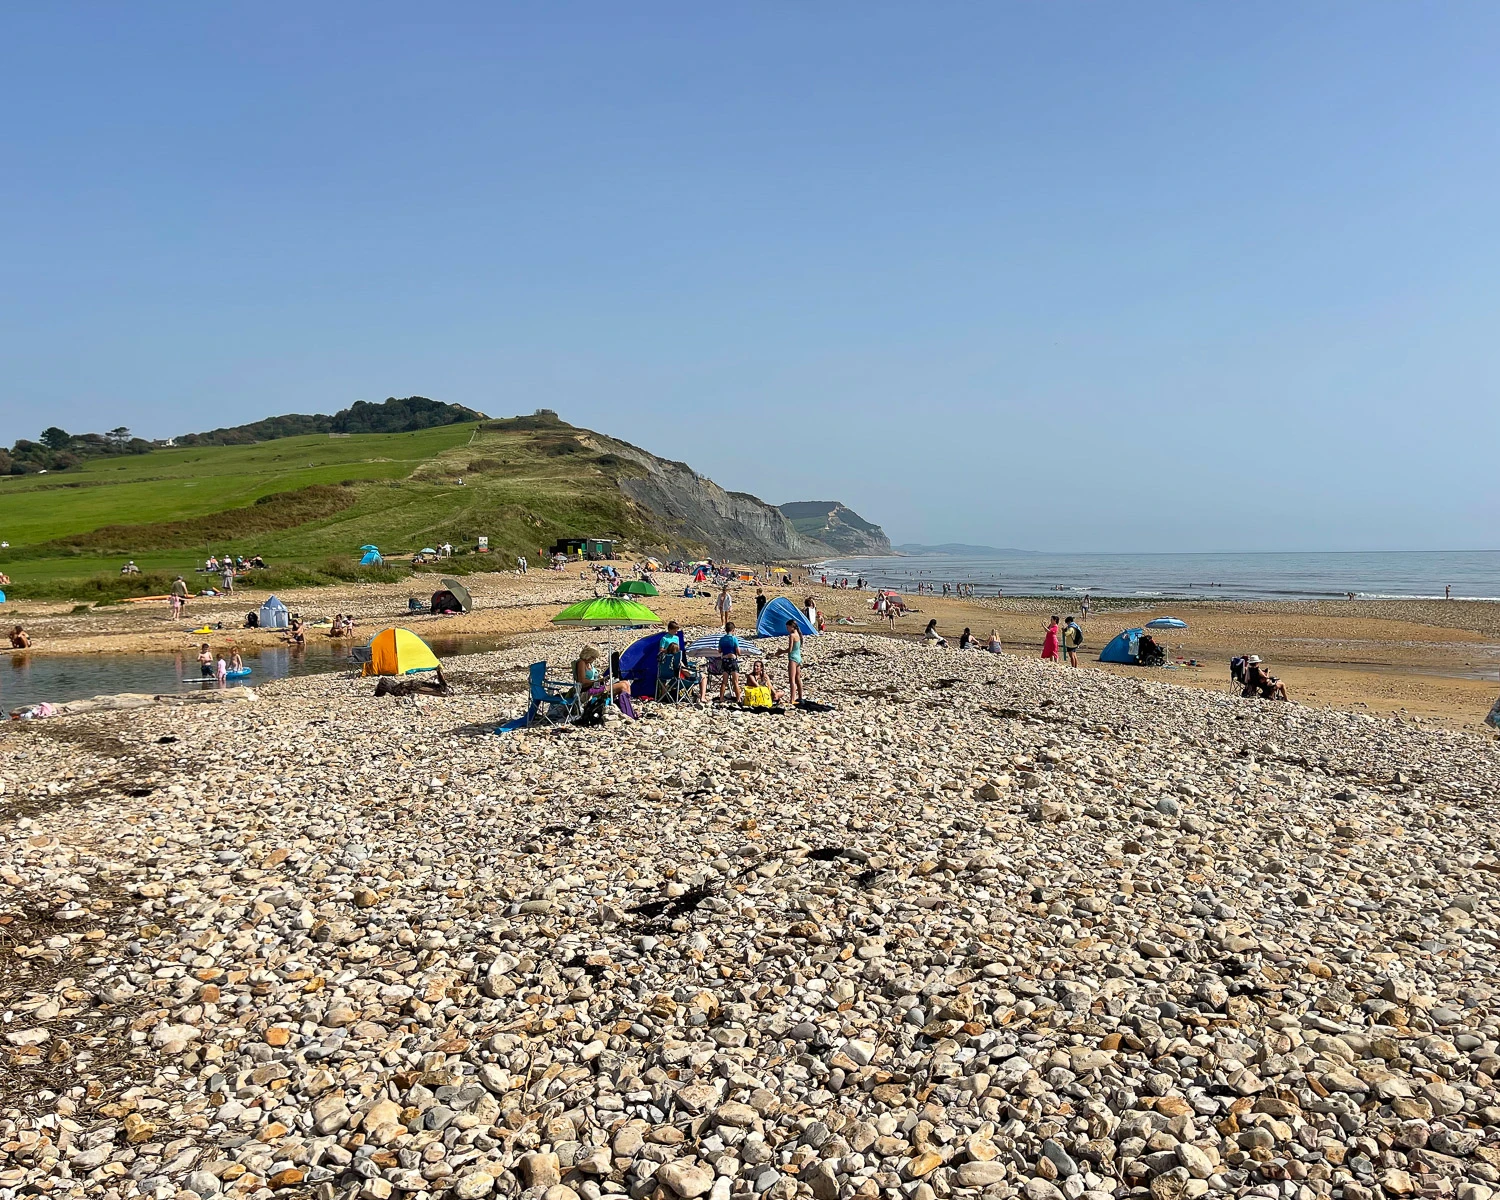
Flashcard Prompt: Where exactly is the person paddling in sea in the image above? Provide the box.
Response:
[1041,616,1061,661]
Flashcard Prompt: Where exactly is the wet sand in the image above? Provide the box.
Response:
[3,571,1498,729]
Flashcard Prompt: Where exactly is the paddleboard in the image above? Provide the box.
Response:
[225,668,252,679]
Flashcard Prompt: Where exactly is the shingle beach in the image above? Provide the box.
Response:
[3,630,1500,1200]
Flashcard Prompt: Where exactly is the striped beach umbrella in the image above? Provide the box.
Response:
[685,633,764,659]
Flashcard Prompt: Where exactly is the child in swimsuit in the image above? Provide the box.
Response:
[784,620,805,704]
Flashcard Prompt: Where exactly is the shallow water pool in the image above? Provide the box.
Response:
[2,634,511,715]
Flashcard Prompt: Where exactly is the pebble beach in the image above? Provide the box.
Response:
[4,625,1500,1200]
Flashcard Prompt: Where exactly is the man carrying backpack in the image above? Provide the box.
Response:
[1062,616,1084,667]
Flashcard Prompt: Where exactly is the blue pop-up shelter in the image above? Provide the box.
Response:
[618,629,686,697]
[756,596,817,639]
[1098,628,1143,664]
[258,595,289,630]
[360,548,383,566]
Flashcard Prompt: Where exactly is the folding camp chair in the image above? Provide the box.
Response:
[524,661,584,727]
[655,646,700,704]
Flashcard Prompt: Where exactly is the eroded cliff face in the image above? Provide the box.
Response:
[575,431,826,560]
[777,501,892,556]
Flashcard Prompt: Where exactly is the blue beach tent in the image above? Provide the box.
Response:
[360,549,383,566]
[258,595,289,630]
[756,596,817,639]
[1098,628,1143,664]
[618,629,685,697]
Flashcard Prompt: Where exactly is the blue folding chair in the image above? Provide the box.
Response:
[655,646,699,704]
[524,661,583,727]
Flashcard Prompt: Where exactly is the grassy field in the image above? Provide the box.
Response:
[0,425,475,544]
[0,416,669,601]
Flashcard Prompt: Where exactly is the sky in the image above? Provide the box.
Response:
[2,4,1498,552]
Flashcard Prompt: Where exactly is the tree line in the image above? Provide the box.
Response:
[1,427,153,475]
[1,397,485,475]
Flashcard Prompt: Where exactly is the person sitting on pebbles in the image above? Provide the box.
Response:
[923,619,948,648]
[9,625,31,649]
[573,643,637,719]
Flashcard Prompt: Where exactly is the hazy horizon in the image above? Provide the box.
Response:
[4,4,1497,551]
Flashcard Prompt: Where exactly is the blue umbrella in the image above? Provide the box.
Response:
[1146,617,1188,629]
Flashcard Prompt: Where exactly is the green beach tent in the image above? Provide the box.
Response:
[552,597,663,627]
[615,579,660,597]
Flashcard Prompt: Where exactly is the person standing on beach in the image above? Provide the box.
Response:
[1446,584,1452,600]
[1041,616,1060,661]
[170,575,188,621]
[755,587,767,620]
[782,618,805,704]
[1080,593,1091,621]
[1062,616,1083,667]
[715,584,733,624]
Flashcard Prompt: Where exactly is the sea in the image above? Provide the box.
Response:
[809,549,1500,602]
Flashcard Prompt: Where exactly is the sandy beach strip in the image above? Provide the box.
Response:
[2,572,1497,729]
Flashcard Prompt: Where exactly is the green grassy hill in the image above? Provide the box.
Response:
[0,415,677,601]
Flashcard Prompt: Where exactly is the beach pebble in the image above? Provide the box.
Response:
[2,623,1499,1200]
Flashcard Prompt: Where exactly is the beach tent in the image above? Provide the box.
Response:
[361,627,441,677]
[552,597,662,627]
[756,596,817,639]
[1145,617,1188,629]
[1487,695,1500,730]
[1098,628,1143,664]
[441,577,472,612]
[615,579,660,597]
[430,589,463,614]
[360,549,383,566]
[619,629,685,697]
[258,595,289,630]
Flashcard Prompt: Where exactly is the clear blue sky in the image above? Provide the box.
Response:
[3,4,1497,551]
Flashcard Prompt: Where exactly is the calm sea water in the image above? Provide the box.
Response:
[812,550,1500,602]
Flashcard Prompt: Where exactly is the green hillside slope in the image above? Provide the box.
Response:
[0,415,682,600]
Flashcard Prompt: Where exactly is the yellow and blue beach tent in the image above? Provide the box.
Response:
[361,627,441,677]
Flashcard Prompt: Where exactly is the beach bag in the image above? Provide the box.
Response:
[743,685,772,709]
